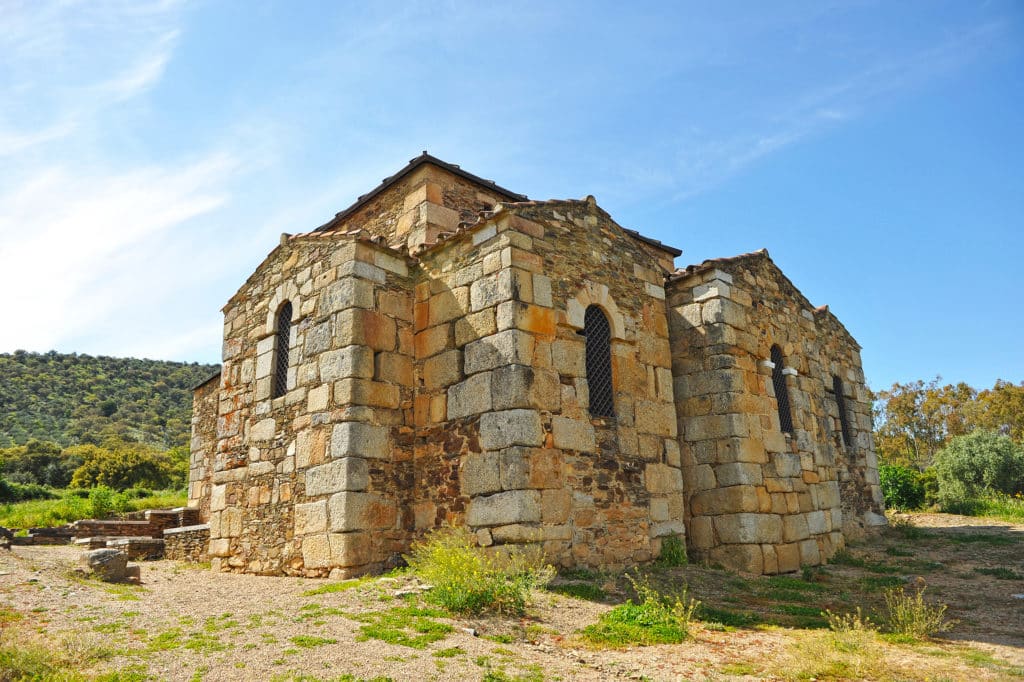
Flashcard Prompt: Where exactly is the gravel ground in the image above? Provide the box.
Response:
[1,512,1022,681]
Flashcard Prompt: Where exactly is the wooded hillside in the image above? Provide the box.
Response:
[0,350,219,449]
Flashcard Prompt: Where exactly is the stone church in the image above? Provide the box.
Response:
[188,152,886,577]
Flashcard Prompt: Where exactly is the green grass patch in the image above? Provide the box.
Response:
[301,577,373,596]
[580,574,698,647]
[289,635,337,648]
[433,646,465,658]
[885,546,914,557]
[942,493,1024,524]
[697,605,764,628]
[656,535,688,566]
[547,581,606,601]
[860,576,905,591]
[350,605,453,649]
[974,566,1024,580]
[948,533,1016,546]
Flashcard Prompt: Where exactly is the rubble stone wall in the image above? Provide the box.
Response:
[667,253,884,573]
[189,376,219,521]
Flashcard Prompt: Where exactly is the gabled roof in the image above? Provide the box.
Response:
[315,152,528,233]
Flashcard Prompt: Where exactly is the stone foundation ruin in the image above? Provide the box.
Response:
[188,153,885,577]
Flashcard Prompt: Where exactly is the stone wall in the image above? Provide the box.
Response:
[667,252,884,573]
[189,375,219,520]
[164,524,210,562]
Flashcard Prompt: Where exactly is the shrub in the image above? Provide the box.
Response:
[878,464,926,511]
[825,607,876,652]
[405,527,554,615]
[88,486,116,519]
[580,573,699,647]
[934,430,1024,507]
[0,476,56,503]
[883,580,955,639]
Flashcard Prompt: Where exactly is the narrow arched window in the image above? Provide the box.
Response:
[583,305,614,417]
[833,375,853,447]
[272,301,292,399]
[770,345,793,433]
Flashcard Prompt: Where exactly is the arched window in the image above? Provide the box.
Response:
[770,345,793,433]
[272,301,292,399]
[583,305,614,417]
[833,375,853,447]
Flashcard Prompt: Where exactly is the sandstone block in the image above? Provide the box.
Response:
[466,490,541,526]
[250,418,276,441]
[302,534,331,569]
[455,309,497,347]
[635,401,677,437]
[541,489,571,523]
[414,324,450,358]
[709,543,762,574]
[461,452,500,496]
[491,365,560,411]
[320,345,374,382]
[423,349,463,389]
[222,507,242,536]
[691,485,760,516]
[782,514,810,542]
[533,274,552,307]
[645,463,683,494]
[714,462,763,487]
[336,309,395,351]
[447,372,493,419]
[528,449,562,489]
[376,352,414,385]
[650,498,669,522]
[688,516,715,549]
[479,409,543,449]
[769,453,802,478]
[208,538,230,557]
[210,484,227,512]
[321,277,375,315]
[684,413,748,442]
[551,416,596,452]
[806,510,827,535]
[714,513,782,544]
[333,378,400,408]
[428,287,469,326]
[776,543,801,573]
[464,330,535,374]
[470,271,514,311]
[294,500,328,535]
[306,457,369,496]
[499,448,529,490]
[798,538,821,565]
[79,549,128,582]
[329,532,373,567]
[683,464,717,491]
[307,384,330,412]
[328,492,397,531]
[651,520,685,537]
[330,422,389,459]
[551,339,586,377]
[491,524,543,544]
[496,301,556,337]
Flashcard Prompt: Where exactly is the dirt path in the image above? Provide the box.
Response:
[1,513,1022,681]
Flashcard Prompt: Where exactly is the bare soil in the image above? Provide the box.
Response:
[1,513,1022,681]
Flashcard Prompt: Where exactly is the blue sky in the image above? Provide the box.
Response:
[1,0,1021,391]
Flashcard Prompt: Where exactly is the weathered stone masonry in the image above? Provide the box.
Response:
[190,153,884,577]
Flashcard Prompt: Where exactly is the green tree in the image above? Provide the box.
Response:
[933,430,1024,505]
[69,440,178,490]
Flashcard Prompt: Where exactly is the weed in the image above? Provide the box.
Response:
[697,605,762,628]
[825,607,876,652]
[656,535,688,567]
[719,662,758,675]
[147,628,183,651]
[547,582,606,601]
[433,646,465,658]
[883,580,956,639]
[405,526,554,615]
[580,573,699,647]
[483,633,515,643]
[974,566,1024,580]
[351,605,453,649]
[948,533,1014,546]
[289,635,338,648]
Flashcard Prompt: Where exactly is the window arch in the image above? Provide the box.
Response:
[770,345,793,433]
[833,375,853,447]
[583,305,614,417]
[272,301,292,399]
